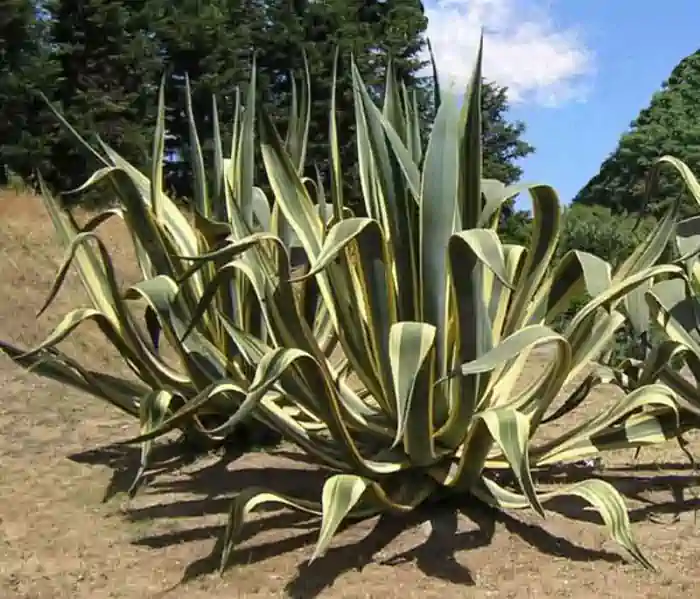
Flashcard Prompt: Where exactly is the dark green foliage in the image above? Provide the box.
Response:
[479,81,534,242]
[1,0,535,215]
[482,82,535,186]
[558,204,656,265]
[146,0,263,196]
[271,0,432,207]
[44,0,164,198]
[574,50,700,217]
[146,0,431,203]
[498,208,532,245]
[0,0,58,187]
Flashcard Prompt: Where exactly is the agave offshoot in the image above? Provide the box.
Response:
[612,163,700,434]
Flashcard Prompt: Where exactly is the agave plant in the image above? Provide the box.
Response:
[0,59,341,494]
[612,165,700,429]
[1,38,694,573]
[116,43,695,572]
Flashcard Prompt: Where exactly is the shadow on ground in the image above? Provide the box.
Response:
[69,442,700,598]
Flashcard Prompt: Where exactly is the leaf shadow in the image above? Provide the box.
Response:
[496,509,624,564]
[68,442,698,598]
[283,491,631,599]
[69,439,331,588]
[69,439,207,503]
[284,499,484,598]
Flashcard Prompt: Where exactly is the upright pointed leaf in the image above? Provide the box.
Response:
[459,34,483,230]
[151,74,167,221]
[420,93,460,364]
[184,74,209,218]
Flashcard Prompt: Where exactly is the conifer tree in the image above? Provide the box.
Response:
[45,0,163,195]
[0,0,58,186]
[148,0,264,196]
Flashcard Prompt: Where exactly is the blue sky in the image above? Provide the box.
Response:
[424,0,700,209]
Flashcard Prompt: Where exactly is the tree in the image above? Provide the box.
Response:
[1,0,534,217]
[44,0,164,196]
[256,3,535,219]
[481,81,534,185]
[0,0,58,187]
[476,80,535,241]
[253,0,431,207]
[573,50,700,217]
[147,0,263,197]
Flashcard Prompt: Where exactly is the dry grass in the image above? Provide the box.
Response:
[1,190,700,598]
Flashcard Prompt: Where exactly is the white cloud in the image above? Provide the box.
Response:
[423,0,595,106]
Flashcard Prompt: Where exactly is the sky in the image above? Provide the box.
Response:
[423,0,700,209]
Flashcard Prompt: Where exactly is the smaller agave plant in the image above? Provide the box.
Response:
[0,58,339,494]
[120,42,692,571]
[612,168,700,435]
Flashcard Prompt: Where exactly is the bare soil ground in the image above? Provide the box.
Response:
[1,190,700,598]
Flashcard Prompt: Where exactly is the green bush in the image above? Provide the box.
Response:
[558,204,656,265]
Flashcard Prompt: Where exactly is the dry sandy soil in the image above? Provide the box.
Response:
[1,190,700,599]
